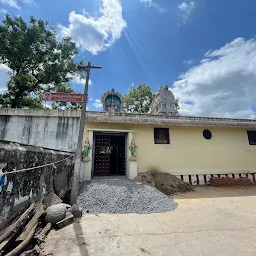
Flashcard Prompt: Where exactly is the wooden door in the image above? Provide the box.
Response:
[94,135,111,176]
[118,136,126,175]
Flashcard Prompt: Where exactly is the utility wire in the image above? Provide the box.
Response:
[0,154,75,175]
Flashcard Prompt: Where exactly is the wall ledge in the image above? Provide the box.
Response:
[0,108,256,128]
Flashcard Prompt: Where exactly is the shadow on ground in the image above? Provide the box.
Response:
[72,221,89,256]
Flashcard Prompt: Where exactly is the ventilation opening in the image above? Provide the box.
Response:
[203,129,212,140]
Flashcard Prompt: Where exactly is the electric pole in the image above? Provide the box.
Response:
[70,61,101,205]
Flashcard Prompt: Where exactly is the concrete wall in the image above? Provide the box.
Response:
[84,122,256,176]
[135,126,256,175]
[0,110,80,152]
[0,109,255,182]
[0,142,74,223]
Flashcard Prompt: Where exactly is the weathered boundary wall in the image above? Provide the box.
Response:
[0,109,80,152]
[0,142,74,223]
[1,108,256,152]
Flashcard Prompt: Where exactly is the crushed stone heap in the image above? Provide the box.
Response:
[77,178,178,214]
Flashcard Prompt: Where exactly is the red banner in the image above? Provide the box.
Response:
[41,92,87,103]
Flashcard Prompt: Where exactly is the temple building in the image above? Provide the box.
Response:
[79,87,256,185]
[150,86,179,116]
[101,88,124,113]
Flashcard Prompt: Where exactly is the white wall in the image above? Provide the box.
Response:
[0,113,80,152]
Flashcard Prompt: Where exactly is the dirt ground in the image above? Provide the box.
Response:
[136,171,194,195]
[43,186,256,256]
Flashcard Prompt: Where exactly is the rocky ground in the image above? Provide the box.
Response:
[77,178,178,214]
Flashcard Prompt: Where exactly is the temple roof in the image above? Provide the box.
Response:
[157,86,175,102]
[101,88,124,104]
[151,86,178,115]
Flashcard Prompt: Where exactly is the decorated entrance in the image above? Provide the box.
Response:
[93,132,126,176]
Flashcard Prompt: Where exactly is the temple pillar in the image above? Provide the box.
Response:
[127,132,138,179]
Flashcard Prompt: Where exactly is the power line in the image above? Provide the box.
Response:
[70,62,101,205]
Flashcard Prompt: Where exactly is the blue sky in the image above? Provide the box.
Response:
[1,0,256,118]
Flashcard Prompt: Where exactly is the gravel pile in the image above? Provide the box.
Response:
[77,178,178,214]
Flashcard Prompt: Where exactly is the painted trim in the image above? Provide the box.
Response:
[175,172,256,186]
[87,128,134,133]
[159,169,256,175]
[86,117,256,129]
[81,130,137,180]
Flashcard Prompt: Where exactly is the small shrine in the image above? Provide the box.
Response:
[150,86,179,116]
[101,88,124,113]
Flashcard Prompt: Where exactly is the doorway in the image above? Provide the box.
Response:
[93,132,126,176]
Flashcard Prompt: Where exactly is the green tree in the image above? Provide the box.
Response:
[123,84,154,113]
[123,84,180,114]
[0,15,84,108]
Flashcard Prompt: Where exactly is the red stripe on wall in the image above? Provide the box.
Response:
[204,175,207,185]
[189,175,192,185]
[196,175,199,185]
[252,173,255,183]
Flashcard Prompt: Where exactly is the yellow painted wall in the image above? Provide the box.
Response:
[84,122,256,175]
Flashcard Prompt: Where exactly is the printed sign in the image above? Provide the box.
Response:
[41,92,87,103]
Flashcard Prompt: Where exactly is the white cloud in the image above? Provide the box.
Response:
[183,59,193,65]
[0,8,7,14]
[178,1,194,23]
[68,74,92,85]
[0,64,10,72]
[139,0,166,13]
[172,37,256,119]
[93,99,103,109]
[0,0,35,9]
[139,0,152,7]
[70,74,92,86]
[0,64,11,93]
[58,0,127,55]
[0,0,20,9]
[22,0,35,4]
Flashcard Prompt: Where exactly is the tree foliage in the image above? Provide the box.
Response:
[123,84,154,113]
[0,15,84,108]
[123,84,180,114]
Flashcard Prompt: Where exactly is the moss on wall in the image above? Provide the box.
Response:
[0,142,74,223]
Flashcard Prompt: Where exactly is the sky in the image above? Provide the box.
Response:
[0,0,256,118]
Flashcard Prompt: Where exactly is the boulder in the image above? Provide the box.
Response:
[67,204,82,219]
[43,192,63,208]
[45,203,71,225]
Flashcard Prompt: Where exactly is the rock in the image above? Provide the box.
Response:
[43,192,63,208]
[67,204,82,219]
[45,203,71,225]
[54,171,69,199]
[55,212,74,229]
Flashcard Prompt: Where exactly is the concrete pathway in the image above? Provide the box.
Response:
[43,186,256,256]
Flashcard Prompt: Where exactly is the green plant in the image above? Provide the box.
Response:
[106,145,113,154]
